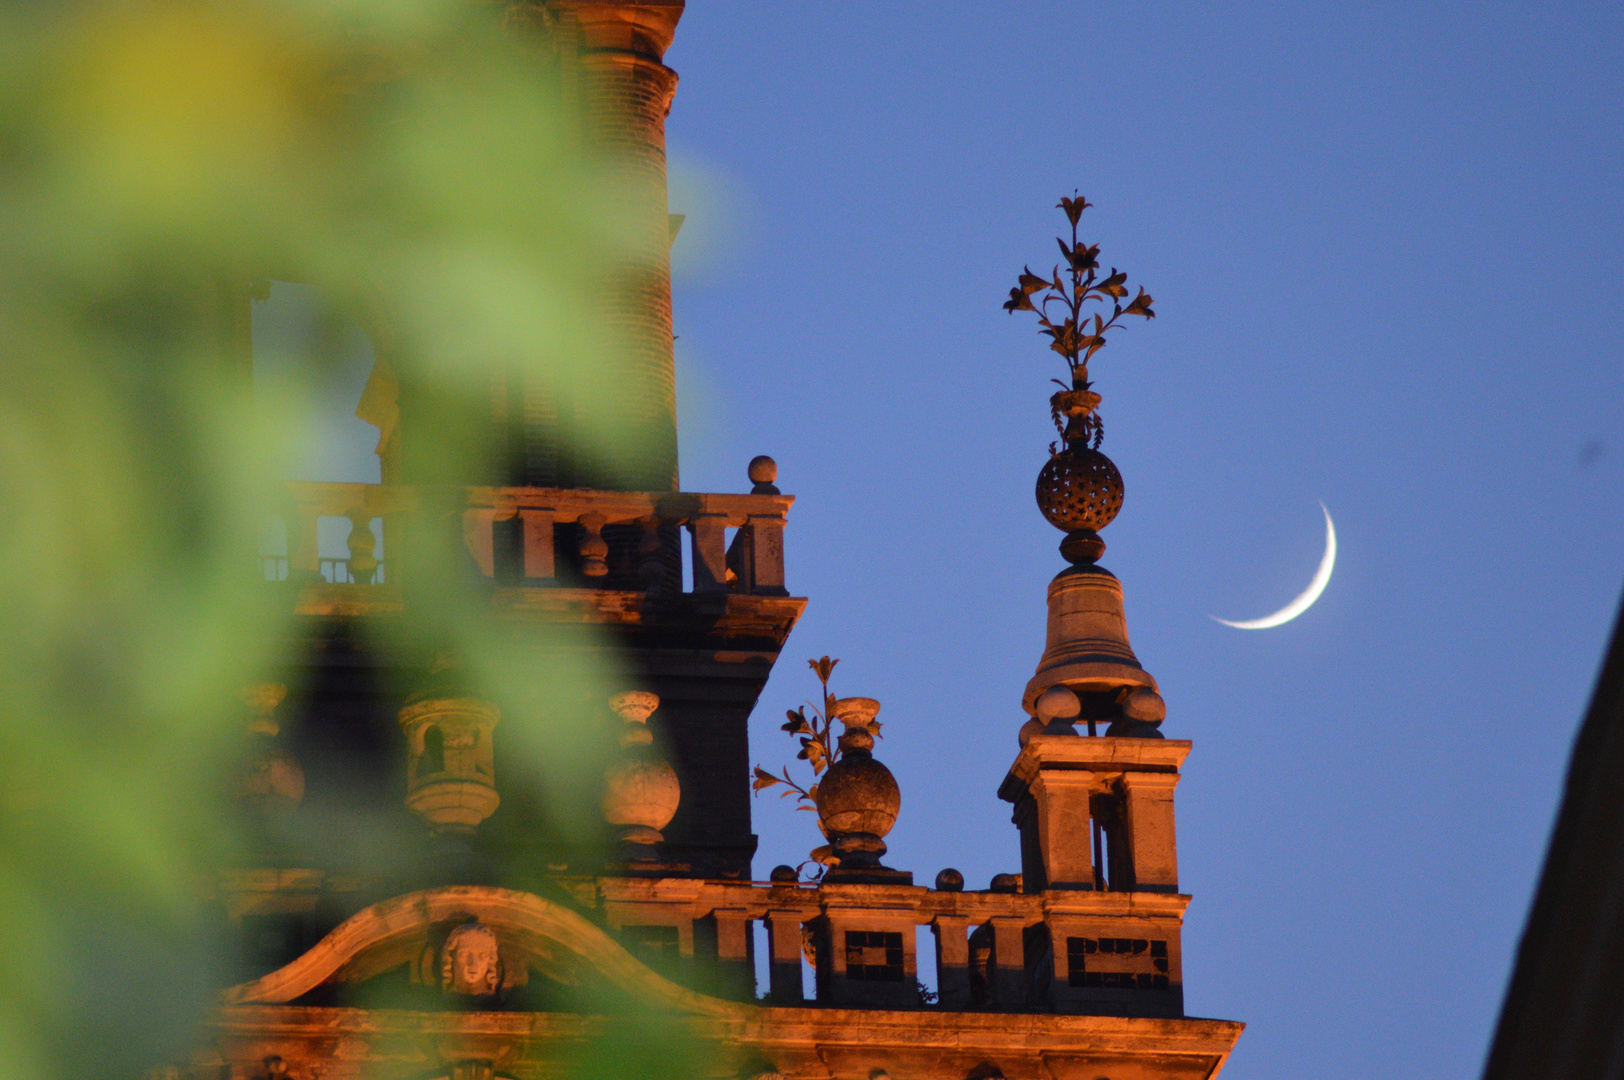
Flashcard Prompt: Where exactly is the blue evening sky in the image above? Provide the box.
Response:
[663,4,1624,1078]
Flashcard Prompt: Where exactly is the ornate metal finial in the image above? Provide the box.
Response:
[1004,194,1155,564]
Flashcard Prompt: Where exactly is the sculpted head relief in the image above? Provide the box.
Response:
[440,922,502,996]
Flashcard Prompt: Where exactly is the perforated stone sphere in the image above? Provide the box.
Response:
[1035,446,1124,533]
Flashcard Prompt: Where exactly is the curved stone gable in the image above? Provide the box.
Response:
[224,885,740,1019]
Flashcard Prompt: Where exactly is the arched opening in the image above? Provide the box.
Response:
[421,725,445,776]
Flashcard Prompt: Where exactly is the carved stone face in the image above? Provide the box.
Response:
[439,923,501,996]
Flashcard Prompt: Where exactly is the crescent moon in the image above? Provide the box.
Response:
[1213,504,1336,630]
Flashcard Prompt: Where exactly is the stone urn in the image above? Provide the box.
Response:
[815,697,904,881]
[601,691,681,858]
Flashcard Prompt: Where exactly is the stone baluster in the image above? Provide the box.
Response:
[987,914,1030,1011]
[636,514,669,591]
[765,906,806,1004]
[461,507,498,578]
[708,908,755,999]
[291,501,321,581]
[346,510,379,584]
[578,512,609,578]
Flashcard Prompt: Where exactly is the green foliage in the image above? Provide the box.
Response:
[0,1,656,1076]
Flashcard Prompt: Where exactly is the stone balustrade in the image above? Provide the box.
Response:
[588,875,1188,1016]
[265,479,793,596]
[221,869,1188,1017]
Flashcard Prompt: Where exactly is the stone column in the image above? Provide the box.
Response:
[1029,770,1098,891]
[987,916,1029,1010]
[932,915,972,1009]
[708,908,755,999]
[1121,771,1181,892]
[765,911,805,1004]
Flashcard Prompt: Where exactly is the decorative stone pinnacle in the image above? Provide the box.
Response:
[816,695,909,884]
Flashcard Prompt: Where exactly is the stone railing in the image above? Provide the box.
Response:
[221,869,1187,1016]
[264,475,792,596]
[584,875,1189,1015]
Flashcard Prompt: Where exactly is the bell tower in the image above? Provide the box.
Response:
[197,24,1244,1080]
[995,195,1202,1018]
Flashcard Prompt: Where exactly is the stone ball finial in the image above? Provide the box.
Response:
[748,455,777,484]
[1034,685,1081,724]
[816,754,898,839]
[769,864,798,883]
[1034,686,1084,737]
[935,867,965,892]
[602,757,681,844]
[748,455,780,494]
[1122,687,1167,723]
